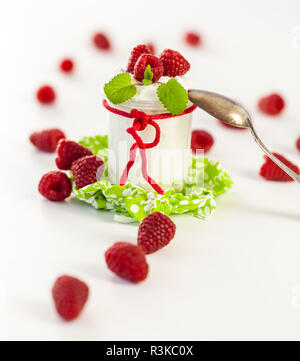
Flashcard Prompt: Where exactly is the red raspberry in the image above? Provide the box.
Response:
[60,58,74,73]
[258,93,285,116]
[36,85,56,104]
[126,44,152,73]
[159,49,190,77]
[133,54,164,83]
[185,32,202,46]
[296,137,300,153]
[56,139,93,170]
[137,212,176,254]
[218,119,247,130]
[260,153,299,181]
[52,275,89,321]
[93,32,111,50]
[71,155,104,189]
[38,171,72,201]
[30,128,65,152]
[191,130,214,153]
[105,242,148,283]
[146,42,156,54]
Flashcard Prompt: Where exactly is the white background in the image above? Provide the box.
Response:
[1,0,300,340]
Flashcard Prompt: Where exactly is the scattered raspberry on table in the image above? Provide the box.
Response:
[38,171,72,201]
[134,54,163,82]
[185,32,202,46]
[30,128,65,152]
[191,130,214,153]
[296,137,300,153]
[52,275,89,321]
[126,44,152,73]
[56,139,93,170]
[105,242,149,283]
[138,212,176,254]
[60,58,74,73]
[36,85,56,104]
[93,32,111,51]
[159,49,190,77]
[260,153,299,181]
[71,155,104,189]
[258,93,285,116]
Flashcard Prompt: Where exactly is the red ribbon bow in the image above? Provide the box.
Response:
[121,108,163,194]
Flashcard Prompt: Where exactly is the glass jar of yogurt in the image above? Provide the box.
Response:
[105,76,194,192]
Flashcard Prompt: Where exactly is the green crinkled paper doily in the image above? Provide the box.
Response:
[73,135,233,223]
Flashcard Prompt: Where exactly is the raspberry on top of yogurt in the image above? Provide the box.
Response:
[104,44,192,115]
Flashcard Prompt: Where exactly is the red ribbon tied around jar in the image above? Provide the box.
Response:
[103,99,196,195]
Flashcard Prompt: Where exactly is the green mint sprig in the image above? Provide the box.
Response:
[142,65,153,86]
[104,73,137,104]
[157,78,188,115]
[104,72,188,115]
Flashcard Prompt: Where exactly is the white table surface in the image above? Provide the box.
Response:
[1,0,300,340]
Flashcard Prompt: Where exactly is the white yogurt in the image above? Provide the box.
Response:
[105,73,194,192]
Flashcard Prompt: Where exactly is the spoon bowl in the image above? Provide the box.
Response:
[188,89,300,184]
[188,89,250,128]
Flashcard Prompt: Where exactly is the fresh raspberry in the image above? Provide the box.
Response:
[60,58,74,73]
[30,128,65,152]
[36,85,56,104]
[133,54,164,83]
[93,32,111,50]
[260,153,299,181]
[56,139,93,170]
[191,130,214,153]
[126,44,152,73]
[71,155,104,189]
[137,212,176,254]
[159,49,190,77]
[105,242,148,283]
[185,32,202,46]
[38,171,72,201]
[258,93,285,116]
[52,275,89,321]
[146,42,155,54]
[218,119,247,130]
[296,137,300,153]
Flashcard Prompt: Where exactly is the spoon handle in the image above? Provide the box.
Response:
[249,124,300,184]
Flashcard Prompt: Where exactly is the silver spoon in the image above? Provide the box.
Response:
[188,89,300,184]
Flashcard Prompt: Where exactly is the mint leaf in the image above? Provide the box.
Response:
[143,79,152,86]
[104,73,137,104]
[142,64,153,86]
[157,78,188,115]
